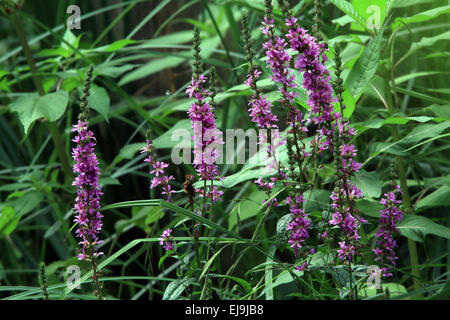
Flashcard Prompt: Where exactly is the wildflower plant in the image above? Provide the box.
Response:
[71,65,104,299]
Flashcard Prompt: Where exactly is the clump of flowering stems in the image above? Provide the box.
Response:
[242,12,279,132]
[261,0,314,269]
[241,11,282,208]
[140,130,175,201]
[280,2,367,267]
[329,45,367,265]
[141,131,177,252]
[186,27,224,212]
[373,183,403,277]
[71,64,104,299]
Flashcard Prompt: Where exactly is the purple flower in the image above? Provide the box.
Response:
[373,185,403,277]
[141,139,175,201]
[71,120,104,261]
[159,229,175,251]
[285,195,310,257]
[186,74,223,182]
[150,161,169,177]
[337,241,356,261]
[284,17,338,152]
[197,186,224,203]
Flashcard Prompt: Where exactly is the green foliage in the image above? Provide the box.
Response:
[10,91,69,134]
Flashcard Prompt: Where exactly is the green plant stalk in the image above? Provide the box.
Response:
[11,12,73,184]
[383,72,422,293]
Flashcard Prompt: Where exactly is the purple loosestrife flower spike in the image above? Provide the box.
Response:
[72,65,104,262]
[261,2,312,262]
[140,132,175,201]
[285,195,310,256]
[186,29,223,183]
[159,228,175,251]
[373,185,403,277]
[284,16,338,153]
[283,8,367,261]
[241,11,281,173]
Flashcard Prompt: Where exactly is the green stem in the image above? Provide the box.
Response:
[383,70,422,294]
[11,11,73,184]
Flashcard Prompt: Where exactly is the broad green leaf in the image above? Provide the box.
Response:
[329,0,367,28]
[401,133,450,152]
[427,104,450,118]
[332,14,355,27]
[342,88,356,118]
[153,119,192,149]
[227,78,273,93]
[405,31,450,59]
[61,29,77,50]
[118,142,146,160]
[351,170,382,198]
[36,48,68,57]
[88,85,110,121]
[10,91,69,134]
[303,189,331,212]
[356,198,383,218]
[276,214,291,242]
[99,177,121,186]
[130,206,165,233]
[416,186,450,211]
[6,191,44,216]
[424,175,450,188]
[398,214,450,243]
[345,25,385,100]
[399,121,450,145]
[162,277,196,300]
[228,190,266,230]
[60,29,82,57]
[392,5,450,30]
[0,206,20,237]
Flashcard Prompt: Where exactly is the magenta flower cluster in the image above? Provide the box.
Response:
[245,69,279,130]
[373,185,403,277]
[186,74,223,182]
[328,123,366,261]
[262,17,298,104]
[285,16,337,152]
[282,16,368,262]
[159,228,175,251]
[285,195,310,256]
[72,120,104,261]
[140,139,175,201]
